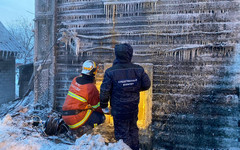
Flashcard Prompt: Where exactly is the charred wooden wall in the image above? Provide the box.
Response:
[35,0,240,149]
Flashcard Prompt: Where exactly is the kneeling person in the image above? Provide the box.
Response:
[62,60,105,136]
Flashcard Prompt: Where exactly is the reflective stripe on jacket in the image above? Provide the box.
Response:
[62,76,102,130]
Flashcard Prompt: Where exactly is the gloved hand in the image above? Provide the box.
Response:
[102,107,110,114]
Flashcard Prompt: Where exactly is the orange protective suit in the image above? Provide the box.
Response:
[62,77,103,130]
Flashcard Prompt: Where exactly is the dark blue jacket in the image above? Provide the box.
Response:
[100,44,151,119]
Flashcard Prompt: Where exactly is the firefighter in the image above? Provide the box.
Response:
[100,43,151,150]
[62,60,105,137]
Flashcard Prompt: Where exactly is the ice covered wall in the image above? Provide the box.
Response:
[34,0,56,111]
[151,45,240,149]
[35,0,240,149]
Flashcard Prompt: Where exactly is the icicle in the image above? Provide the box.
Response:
[184,51,186,60]
[115,4,117,17]
[133,3,135,12]
[137,2,140,16]
[155,2,157,11]
[151,2,154,11]
[74,37,81,56]
[188,50,190,60]
[192,49,195,59]
[110,4,112,21]
[112,4,116,24]
[105,4,108,21]
[183,50,187,60]
[179,51,182,60]
[70,31,83,56]
[105,4,107,20]
[108,4,110,22]
[124,3,126,14]
[5,51,8,59]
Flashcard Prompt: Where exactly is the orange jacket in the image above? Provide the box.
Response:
[62,77,103,130]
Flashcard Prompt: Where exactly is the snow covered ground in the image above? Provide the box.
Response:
[0,92,131,150]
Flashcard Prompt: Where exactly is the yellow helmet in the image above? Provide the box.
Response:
[81,60,97,76]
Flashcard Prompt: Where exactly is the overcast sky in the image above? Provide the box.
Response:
[0,0,34,26]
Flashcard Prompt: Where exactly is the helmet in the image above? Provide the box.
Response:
[81,60,97,76]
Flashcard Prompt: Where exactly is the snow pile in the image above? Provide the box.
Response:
[73,134,130,150]
[0,92,131,150]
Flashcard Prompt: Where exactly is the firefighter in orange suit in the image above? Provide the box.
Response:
[62,60,105,135]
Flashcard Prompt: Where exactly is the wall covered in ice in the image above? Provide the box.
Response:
[35,0,240,149]
[34,0,56,111]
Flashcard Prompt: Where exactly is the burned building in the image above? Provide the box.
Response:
[0,22,22,104]
[34,0,240,149]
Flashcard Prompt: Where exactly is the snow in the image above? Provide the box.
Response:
[0,92,131,150]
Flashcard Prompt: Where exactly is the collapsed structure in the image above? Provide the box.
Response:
[34,0,240,149]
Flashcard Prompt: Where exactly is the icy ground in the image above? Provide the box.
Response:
[0,92,131,150]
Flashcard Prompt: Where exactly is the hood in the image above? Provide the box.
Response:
[113,43,133,64]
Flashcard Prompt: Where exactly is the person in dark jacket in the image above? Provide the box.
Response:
[100,43,151,150]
